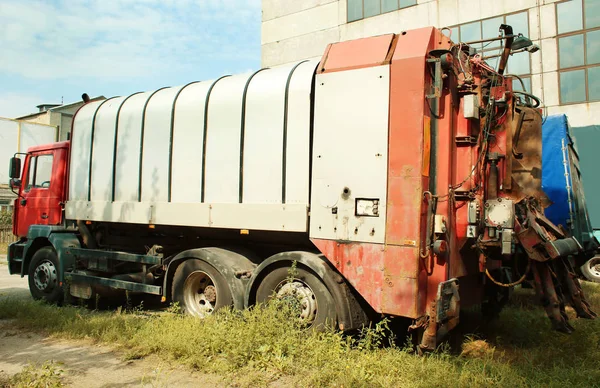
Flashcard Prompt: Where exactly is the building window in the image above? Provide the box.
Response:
[447,11,532,92]
[347,0,417,23]
[557,0,600,104]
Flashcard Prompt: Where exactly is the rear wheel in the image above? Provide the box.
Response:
[172,259,233,317]
[254,266,336,330]
[581,256,600,283]
[28,247,63,304]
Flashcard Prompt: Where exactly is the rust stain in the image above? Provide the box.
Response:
[312,239,421,317]
[422,116,431,177]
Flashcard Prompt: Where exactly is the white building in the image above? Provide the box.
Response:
[0,117,59,212]
[16,96,105,141]
[262,0,598,127]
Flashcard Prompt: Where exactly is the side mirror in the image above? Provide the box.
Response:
[9,157,21,179]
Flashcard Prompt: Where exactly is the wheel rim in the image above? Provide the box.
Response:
[587,257,600,278]
[33,260,58,293]
[275,279,318,325]
[183,271,218,318]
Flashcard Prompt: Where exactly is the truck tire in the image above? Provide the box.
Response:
[581,256,600,283]
[255,266,336,330]
[28,247,63,304]
[172,259,233,318]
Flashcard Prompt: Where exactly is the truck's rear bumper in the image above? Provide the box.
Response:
[7,239,26,276]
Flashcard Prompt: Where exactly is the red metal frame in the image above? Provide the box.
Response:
[312,28,466,319]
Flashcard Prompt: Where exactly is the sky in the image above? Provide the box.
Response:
[0,0,261,118]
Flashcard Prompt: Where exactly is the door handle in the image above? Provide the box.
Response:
[41,213,48,219]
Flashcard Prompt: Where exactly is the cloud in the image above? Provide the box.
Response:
[0,0,261,80]
[0,92,45,118]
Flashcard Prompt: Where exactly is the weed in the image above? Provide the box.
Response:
[355,318,396,351]
[0,282,600,386]
[0,361,64,388]
[139,365,172,388]
[166,302,181,314]
[285,260,299,283]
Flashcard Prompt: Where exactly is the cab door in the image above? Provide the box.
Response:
[15,152,62,237]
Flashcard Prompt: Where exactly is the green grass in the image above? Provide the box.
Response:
[0,361,64,388]
[1,284,600,387]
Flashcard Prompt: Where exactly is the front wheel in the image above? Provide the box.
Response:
[581,256,600,283]
[28,247,63,304]
[254,266,337,330]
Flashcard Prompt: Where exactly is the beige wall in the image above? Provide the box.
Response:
[262,0,596,126]
[20,112,51,125]
[59,114,73,141]
[19,103,81,141]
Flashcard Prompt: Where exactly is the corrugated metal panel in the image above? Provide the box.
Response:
[90,97,125,202]
[114,92,152,202]
[243,65,290,204]
[285,61,315,205]
[141,87,183,202]
[66,60,318,232]
[170,81,214,203]
[69,101,103,201]
[203,73,250,203]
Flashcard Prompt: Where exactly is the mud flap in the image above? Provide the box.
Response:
[419,278,460,351]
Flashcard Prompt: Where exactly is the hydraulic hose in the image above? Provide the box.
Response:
[485,259,531,288]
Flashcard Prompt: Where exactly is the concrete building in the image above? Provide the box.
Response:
[16,96,105,141]
[262,0,599,127]
[0,185,15,212]
[0,117,59,212]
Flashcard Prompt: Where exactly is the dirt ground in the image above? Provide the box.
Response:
[0,256,229,387]
[0,323,228,387]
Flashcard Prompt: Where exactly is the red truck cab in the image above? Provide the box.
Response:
[10,141,69,238]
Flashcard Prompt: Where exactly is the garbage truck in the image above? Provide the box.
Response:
[6,25,596,351]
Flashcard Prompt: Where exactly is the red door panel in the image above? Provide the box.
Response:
[16,152,62,237]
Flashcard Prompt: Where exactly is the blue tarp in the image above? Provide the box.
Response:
[541,114,572,228]
[542,114,597,251]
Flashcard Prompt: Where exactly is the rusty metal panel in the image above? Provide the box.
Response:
[380,245,421,318]
[318,34,396,74]
[385,28,434,317]
[386,28,438,247]
[508,107,550,206]
[312,239,385,313]
[311,238,421,318]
